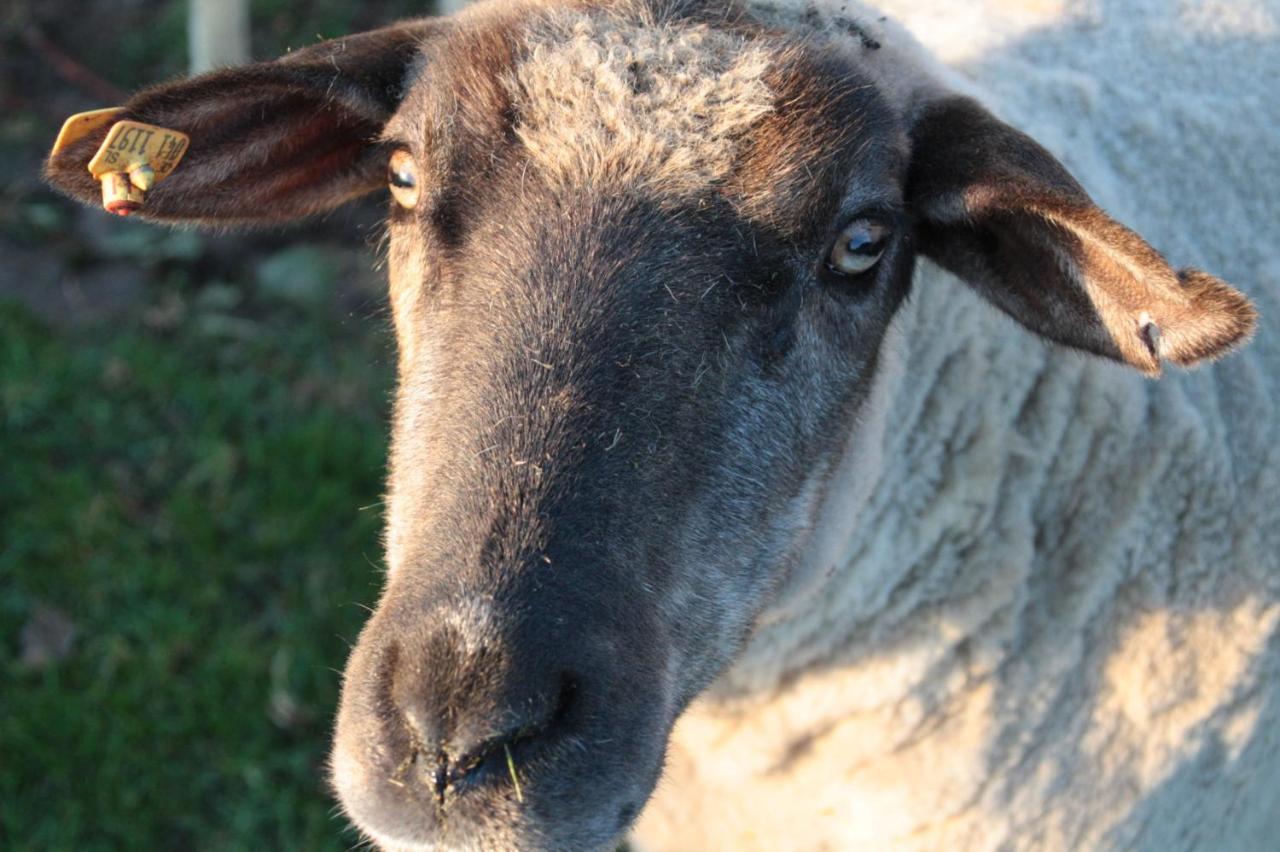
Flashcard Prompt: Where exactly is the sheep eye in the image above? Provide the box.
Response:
[827,219,890,277]
[388,149,420,209]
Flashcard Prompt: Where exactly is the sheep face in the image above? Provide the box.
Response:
[335,12,914,850]
[43,0,1255,849]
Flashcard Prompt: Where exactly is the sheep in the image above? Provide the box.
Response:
[44,0,1277,849]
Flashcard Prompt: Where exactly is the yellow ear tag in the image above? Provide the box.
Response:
[84,120,191,217]
[51,108,125,157]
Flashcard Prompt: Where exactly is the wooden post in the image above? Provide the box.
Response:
[189,0,250,74]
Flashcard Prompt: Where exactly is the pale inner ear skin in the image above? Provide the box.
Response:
[909,96,1257,374]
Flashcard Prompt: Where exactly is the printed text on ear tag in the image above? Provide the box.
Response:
[86,120,191,216]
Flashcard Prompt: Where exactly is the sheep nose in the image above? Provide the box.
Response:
[381,619,578,806]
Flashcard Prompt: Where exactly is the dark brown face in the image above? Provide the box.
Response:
[41,1,1254,849]
[331,12,914,849]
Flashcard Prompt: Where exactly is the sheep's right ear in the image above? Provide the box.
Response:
[45,20,439,226]
[907,96,1256,374]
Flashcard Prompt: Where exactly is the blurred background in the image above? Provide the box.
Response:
[1,2,453,849]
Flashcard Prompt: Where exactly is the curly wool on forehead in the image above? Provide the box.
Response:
[506,11,776,193]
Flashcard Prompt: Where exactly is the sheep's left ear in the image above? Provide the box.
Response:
[45,20,439,227]
[906,96,1256,374]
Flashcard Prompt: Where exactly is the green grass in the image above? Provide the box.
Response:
[0,296,395,850]
[1,2,429,845]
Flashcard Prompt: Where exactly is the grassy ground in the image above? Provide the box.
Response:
[0,293,392,850]
[1,1,432,849]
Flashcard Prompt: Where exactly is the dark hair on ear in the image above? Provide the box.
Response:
[908,96,1256,375]
[45,20,440,227]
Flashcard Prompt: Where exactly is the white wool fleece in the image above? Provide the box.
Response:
[635,1,1280,849]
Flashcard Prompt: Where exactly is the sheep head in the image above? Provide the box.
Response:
[44,0,1255,849]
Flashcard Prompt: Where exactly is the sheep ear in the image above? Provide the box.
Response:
[906,96,1256,374]
[45,20,439,227]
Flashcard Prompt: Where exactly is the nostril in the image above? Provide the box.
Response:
[551,671,580,725]
[384,648,584,806]
[446,672,580,794]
